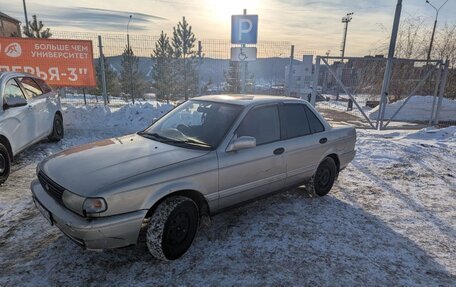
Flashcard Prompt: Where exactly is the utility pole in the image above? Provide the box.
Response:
[127,15,132,50]
[22,0,30,34]
[425,0,448,63]
[340,12,353,61]
[376,0,402,130]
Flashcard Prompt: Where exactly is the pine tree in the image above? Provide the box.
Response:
[94,55,121,97]
[152,31,174,102]
[23,15,52,38]
[120,46,146,102]
[172,16,198,100]
[224,61,242,93]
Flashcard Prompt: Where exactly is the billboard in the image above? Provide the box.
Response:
[0,37,96,87]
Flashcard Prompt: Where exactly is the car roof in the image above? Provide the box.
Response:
[0,71,36,82]
[191,94,307,107]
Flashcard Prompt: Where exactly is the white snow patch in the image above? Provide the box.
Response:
[369,95,456,122]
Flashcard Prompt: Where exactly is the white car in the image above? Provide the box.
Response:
[0,72,63,184]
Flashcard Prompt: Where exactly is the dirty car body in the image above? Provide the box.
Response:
[31,95,356,253]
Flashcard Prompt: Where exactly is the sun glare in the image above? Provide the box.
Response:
[206,0,261,20]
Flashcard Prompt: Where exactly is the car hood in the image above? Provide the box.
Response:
[39,134,209,196]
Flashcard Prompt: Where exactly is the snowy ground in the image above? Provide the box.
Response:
[0,105,455,286]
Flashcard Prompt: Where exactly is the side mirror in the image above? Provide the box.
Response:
[3,99,27,110]
[226,136,256,152]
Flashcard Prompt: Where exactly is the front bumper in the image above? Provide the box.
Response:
[31,180,147,249]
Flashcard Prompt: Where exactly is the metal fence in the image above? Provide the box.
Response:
[50,31,453,129]
[311,56,451,129]
[52,31,304,105]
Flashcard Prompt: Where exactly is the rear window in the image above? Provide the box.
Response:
[35,78,52,94]
[304,106,325,133]
[282,104,311,138]
[18,77,43,98]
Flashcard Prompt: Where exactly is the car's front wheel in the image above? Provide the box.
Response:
[146,196,199,261]
[48,113,64,142]
[305,157,337,197]
[0,144,11,185]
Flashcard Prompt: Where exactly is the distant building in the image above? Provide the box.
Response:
[285,55,314,96]
[0,12,21,37]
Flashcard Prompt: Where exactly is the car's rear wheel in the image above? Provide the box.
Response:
[0,144,11,185]
[305,157,337,197]
[48,113,64,142]
[146,196,199,261]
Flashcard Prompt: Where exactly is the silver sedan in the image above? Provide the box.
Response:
[31,95,356,260]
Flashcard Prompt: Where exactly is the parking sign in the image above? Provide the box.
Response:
[231,15,258,44]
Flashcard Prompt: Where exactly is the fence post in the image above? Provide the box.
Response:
[429,62,442,126]
[198,41,203,96]
[434,59,449,125]
[377,0,402,130]
[311,56,320,106]
[83,88,87,105]
[287,45,294,97]
[98,35,108,106]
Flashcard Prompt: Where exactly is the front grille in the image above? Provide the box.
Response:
[38,171,65,204]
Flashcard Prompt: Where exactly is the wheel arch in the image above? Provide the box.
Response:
[326,153,340,172]
[145,189,210,220]
[0,134,13,159]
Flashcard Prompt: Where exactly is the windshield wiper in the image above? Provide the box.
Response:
[138,132,212,149]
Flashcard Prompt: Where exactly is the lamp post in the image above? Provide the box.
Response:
[23,0,30,34]
[126,15,134,103]
[425,0,448,62]
[340,12,354,61]
[127,15,132,50]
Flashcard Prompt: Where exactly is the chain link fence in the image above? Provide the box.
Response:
[52,31,299,106]
[312,56,452,129]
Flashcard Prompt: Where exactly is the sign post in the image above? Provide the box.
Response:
[231,10,258,94]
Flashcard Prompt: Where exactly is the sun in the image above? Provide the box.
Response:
[206,0,261,20]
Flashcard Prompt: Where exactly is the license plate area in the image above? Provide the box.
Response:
[33,197,54,226]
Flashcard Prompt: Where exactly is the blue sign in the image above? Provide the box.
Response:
[231,15,258,44]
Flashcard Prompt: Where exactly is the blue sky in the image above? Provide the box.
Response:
[1,0,455,55]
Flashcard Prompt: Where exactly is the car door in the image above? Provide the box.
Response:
[217,104,287,209]
[1,78,35,154]
[17,77,50,139]
[280,103,328,187]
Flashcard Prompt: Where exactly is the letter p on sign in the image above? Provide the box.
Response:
[231,15,258,44]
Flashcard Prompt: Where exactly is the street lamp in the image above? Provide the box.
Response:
[127,15,132,50]
[425,0,448,62]
[22,0,30,34]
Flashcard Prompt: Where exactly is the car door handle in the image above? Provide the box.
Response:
[273,147,285,155]
[319,138,328,144]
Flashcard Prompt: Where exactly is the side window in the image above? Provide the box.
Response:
[18,77,43,99]
[237,105,280,145]
[282,104,311,138]
[304,105,325,133]
[3,79,27,107]
[34,78,52,94]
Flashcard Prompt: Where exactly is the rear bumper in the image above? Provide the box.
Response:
[340,150,356,170]
[31,180,147,249]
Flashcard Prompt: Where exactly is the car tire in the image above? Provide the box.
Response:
[48,113,64,142]
[146,196,199,261]
[305,157,337,197]
[0,144,11,185]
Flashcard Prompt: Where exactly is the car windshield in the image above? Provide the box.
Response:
[142,100,243,149]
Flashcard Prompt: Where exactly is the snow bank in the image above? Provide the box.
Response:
[401,126,456,143]
[63,102,174,131]
[368,95,456,122]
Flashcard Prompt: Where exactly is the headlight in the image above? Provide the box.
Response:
[83,198,107,214]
